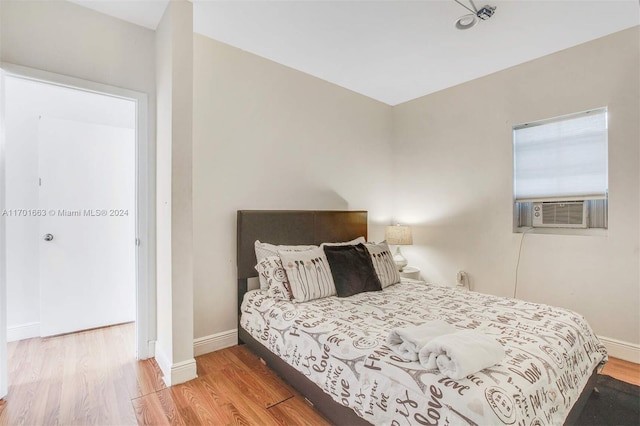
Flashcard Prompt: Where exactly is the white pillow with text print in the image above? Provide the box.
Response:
[255,255,293,301]
[278,247,336,303]
[254,240,316,290]
[364,241,401,288]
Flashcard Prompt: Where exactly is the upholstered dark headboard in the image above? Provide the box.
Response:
[236,210,368,313]
[237,210,368,279]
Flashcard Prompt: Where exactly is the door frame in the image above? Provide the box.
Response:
[0,63,153,363]
[0,66,7,399]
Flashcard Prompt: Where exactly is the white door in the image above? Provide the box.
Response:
[38,116,136,337]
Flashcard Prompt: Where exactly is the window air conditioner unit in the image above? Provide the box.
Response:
[532,201,588,228]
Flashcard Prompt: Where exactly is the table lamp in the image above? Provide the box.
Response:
[385,224,413,271]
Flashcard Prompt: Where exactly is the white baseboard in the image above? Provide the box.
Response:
[166,358,198,386]
[193,329,237,356]
[147,340,156,358]
[154,348,197,387]
[154,348,171,381]
[599,335,640,364]
[151,329,236,387]
[7,322,40,342]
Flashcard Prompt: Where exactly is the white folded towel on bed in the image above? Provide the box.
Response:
[386,320,457,361]
[418,330,505,379]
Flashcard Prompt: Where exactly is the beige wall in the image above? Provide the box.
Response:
[192,34,394,338]
[392,26,639,347]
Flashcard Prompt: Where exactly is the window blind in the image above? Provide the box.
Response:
[513,109,608,202]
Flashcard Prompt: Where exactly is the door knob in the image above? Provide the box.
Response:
[44,233,54,241]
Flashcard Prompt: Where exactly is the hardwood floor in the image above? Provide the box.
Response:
[0,323,165,425]
[601,356,640,386]
[0,323,328,425]
[132,345,329,425]
[1,323,637,425]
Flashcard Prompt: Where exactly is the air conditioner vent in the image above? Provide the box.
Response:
[532,202,588,228]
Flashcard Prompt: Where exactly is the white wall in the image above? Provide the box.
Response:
[0,0,157,343]
[192,34,395,339]
[4,77,136,340]
[155,0,173,373]
[392,27,640,347]
[155,0,196,385]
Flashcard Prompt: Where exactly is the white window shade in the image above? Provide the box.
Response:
[514,109,608,202]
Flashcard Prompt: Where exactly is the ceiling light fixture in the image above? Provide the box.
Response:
[454,0,496,30]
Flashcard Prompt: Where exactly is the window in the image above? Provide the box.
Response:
[513,108,608,230]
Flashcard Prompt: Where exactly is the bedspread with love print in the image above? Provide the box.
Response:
[241,280,607,426]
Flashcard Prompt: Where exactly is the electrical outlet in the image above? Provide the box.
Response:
[456,271,467,287]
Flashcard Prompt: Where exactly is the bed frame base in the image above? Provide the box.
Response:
[564,367,600,425]
[239,327,371,426]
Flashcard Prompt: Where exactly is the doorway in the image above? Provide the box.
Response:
[6,76,137,338]
[0,65,151,400]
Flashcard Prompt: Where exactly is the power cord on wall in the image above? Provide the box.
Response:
[513,229,532,298]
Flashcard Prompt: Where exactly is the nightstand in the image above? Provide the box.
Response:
[400,266,420,280]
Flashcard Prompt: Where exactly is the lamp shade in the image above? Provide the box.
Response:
[385,225,413,245]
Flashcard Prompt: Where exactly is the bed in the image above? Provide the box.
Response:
[236,210,607,425]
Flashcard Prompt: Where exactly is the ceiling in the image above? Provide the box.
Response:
[70,0,639,105]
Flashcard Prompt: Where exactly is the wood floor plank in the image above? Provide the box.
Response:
[267,395,332,426]
[196,345,249,375]
[205,371,281,426]
[169,386,205,425]
[2,383,37,425]
[601,356,640,386]
[171,379,226,425]
[3,323,156,426]
[221,362,292,409]
[195,372,239,424]
[111,323,166,400]
[227,345,297,403]
[41,379,63,426]
[132,389,178,426]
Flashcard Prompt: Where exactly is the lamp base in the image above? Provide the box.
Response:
[393,246,408,271]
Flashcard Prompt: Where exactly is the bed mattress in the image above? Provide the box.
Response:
[240,280,607,425]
